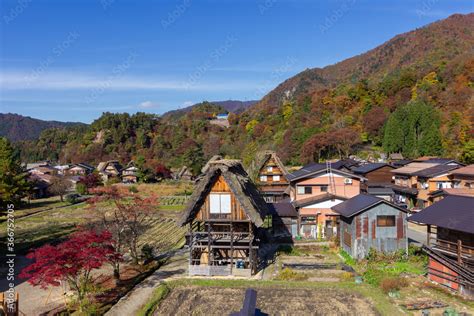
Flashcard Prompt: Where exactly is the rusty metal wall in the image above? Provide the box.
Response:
[344,203,407,260]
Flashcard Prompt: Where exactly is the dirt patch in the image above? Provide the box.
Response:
[156,286,378,315]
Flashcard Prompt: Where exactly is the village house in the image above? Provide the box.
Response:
[409,196,473,297]
[29,165,57,176]
[254,151,290,202]
[428,188,474,205]
[391,162,439,209]
[97,160,122,182]
[178,159,268,277]
[28,173,52,199]
[173,166,194,181]
[53,164,71,175]
[413,164,461,207]
[352,163,396,201]
[122,162,139,183]
[332,194,408,260]
[450,164,474,189]
[286,161,367,239]
[268,201,298,239]
[66,163,95,176]
[391,160,465,209]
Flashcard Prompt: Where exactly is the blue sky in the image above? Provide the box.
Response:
[0,0,472,123]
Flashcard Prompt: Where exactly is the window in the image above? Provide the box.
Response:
[267,166,273,172]
[209,193,231,214]
[377,215,395,227]
[297,186,312,195]
[320,185,328,192]
[260,175,267,182]
[273,175,280,181]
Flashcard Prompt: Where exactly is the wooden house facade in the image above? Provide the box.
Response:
[255,151,290,202]
[409,196,474,298]
[332,194,408,260]
[178,160,268,277]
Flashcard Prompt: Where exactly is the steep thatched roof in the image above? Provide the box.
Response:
[178,159,269,227]
[201,155,223,174]
[248,150,289,181]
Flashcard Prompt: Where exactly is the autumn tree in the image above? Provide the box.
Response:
[48,176,72,201]
[78,172,102,191]
[88,187,157,270]
[20,229,120,311]
[0,137,30,207]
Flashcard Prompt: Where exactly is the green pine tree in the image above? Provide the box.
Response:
[0,137,30,206]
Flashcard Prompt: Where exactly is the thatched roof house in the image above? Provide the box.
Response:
[178,159,269,227]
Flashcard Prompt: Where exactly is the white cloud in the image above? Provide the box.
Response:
[0,70,258,92]
[138,100,160,109]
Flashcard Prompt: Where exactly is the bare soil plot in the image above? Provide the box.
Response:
[156,286,378,316]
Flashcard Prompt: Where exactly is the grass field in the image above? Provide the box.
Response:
[0,182,191,254]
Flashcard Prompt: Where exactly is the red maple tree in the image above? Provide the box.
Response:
[20,229,120,309]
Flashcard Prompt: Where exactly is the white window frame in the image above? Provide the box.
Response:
[267,166,273,172]
[297,186,305,194]
[209,193,231,214]
[273,175,280,182]
[260,175,268,182]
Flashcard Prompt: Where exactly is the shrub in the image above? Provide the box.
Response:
[340,271,354,282]
[141,244,154,261]
[339,249,356,266]
[129,186,139,193]
[76,182,88,195]
[65,193,80,204]
[380,277,408,293]
[277,268,308,281]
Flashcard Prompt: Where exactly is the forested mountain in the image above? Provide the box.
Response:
[14,13,474,171]
[0,113,87,142]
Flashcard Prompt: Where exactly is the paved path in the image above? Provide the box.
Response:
[407,224,428,247]
[105,250,188,316]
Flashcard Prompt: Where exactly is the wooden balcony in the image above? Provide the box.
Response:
[430,237,474,268]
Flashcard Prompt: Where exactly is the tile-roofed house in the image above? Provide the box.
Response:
[450,164,474,190]
[388,153,404,161]
[286,162,367,240]
[408,196,474,296]
[332,194,408,260]
[178,159,268,276]
[253,151,290,202]
[66,163,95,176]
[413,164,461,208]
[428,188,474,205]
[352,163,395,198]
[391,162,440,209]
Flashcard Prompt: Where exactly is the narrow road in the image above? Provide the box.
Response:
[407,224,428,247]
[104,249,188,316]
